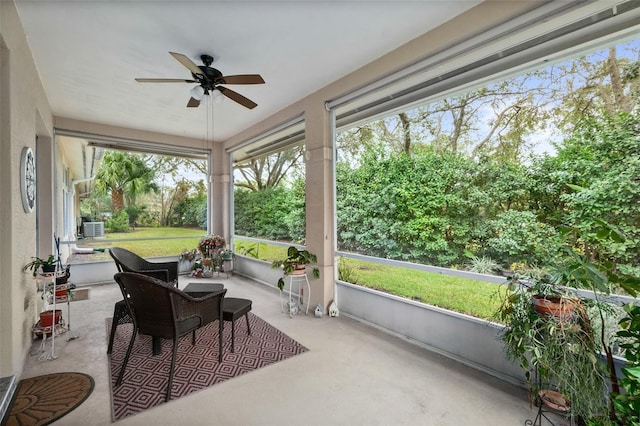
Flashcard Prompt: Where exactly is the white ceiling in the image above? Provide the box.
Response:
[15,0,480,143]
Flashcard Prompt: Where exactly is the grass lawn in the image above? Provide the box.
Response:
[78,227,206,258]
[232,238,504,321]
[341,258,503,321]
[76,232,505,321]
[232,240,288,262]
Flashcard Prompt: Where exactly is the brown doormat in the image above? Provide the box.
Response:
[1,372,94,426]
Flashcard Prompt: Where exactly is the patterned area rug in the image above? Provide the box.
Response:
[107,313,308,421]
[1,372,94,426]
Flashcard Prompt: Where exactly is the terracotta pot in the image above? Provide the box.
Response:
[289,264,306,275]
[202,258,213,266]
[531,295,574,318]
[39,309,62,328]
[539,390,570,412]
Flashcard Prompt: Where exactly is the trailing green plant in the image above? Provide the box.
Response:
[550,219,640,423]
[271,246,320,290]
[22,255,57,277]
[614,304,640,426]
[497,275,610,422]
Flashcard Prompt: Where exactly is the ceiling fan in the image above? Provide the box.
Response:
[135,52,264,109]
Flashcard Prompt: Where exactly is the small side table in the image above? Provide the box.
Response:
[280,274,311,317]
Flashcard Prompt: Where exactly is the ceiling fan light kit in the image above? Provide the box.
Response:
[190,85,205,100]
[212,89,225,103]
[135,52,264,109]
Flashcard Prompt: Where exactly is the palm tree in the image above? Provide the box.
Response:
[95,151,158,213]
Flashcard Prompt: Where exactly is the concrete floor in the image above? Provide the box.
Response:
[19,274,549,425]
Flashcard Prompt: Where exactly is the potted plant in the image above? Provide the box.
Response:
[272,246,320,290]
[198,234,226,259]
[220,249,234,273]
[496,271,610,422]
[178,248,199,274]
[524,272,576,319]
[22,255,57,277]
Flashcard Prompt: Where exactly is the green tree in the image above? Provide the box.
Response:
[553,45,640,131]
[173,182,207,229]
[95,151,158,213]
[235,146,304,191]
[559,112,640,275]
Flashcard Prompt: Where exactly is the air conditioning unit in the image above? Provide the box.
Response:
[83,222,104,238]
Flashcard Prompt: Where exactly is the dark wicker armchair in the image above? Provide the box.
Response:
[109,247,178,285]
[107,247,179,355]
[113,272,226,402]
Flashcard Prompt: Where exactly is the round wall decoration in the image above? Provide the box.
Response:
[20,147,36,213]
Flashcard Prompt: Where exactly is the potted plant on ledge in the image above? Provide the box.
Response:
[496,271,609,423]
[272,246,320,290]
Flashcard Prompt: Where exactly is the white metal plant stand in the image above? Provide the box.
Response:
[280,274,311,317]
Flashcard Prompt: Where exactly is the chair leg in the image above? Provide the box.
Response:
[107,315,118,355]
[107,303,126,354]
[231,319,236,353]
[192,330,196,345]
[218,319,223,363]
[166,338,178,402]
[116,329,137,386]
[245,313,251,335]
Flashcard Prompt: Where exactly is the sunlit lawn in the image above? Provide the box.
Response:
[77,227,206,258]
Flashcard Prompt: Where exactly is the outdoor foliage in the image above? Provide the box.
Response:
[484,210,562,267]
[94,151,157,213]
[173,192,207,229]
[233,110,640,280]
[105,209,130,233]
[234,183,305,243]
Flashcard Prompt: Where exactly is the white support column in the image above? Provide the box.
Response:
[210,142,230,241]
[303,101,335,313]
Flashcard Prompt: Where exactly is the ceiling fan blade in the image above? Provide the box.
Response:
[216,74,265,85]
[187,97,200,108]
[169,52,204,77]
[219,87,258,109]
[135,78,197,83]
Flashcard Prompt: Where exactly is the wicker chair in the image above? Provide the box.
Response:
[109,247,178,285]
[107,247,179,354]
[113,272,226,402]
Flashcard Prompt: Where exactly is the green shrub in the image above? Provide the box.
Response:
[486,210,561,266]
[106,210,130,232]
